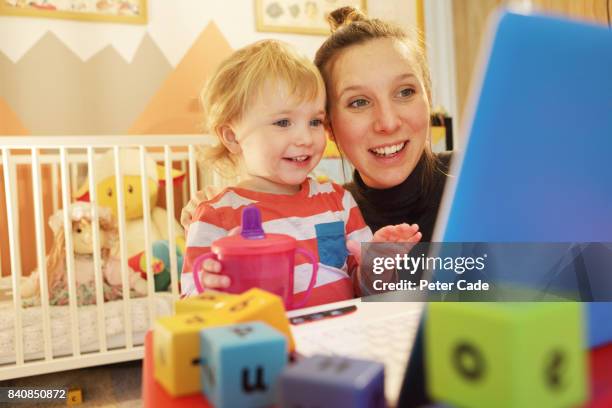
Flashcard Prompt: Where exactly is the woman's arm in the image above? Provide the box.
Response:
[180,186,224,230]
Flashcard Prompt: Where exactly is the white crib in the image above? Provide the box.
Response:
[0,135,216,380]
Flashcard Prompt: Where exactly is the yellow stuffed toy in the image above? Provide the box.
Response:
[74,148,186,290]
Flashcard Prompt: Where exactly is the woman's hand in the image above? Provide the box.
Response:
[373,223,421,243]
[180,190,208,230]
[347,223,422,264]
[347,224,422,295]
[181,186,223,230]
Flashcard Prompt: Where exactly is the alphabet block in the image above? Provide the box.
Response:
[426,302,588,408]
[586,302,612,348]
[175,290,237,315]
[154,312,222,397]
[214,288,296,352]
[278,354,386,408]
[200,321,287,408]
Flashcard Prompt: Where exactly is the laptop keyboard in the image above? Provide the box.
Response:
[294,309,422,403]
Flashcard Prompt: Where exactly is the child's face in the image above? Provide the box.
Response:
[231,80,326,193]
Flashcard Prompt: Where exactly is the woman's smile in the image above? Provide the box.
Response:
[368,140,409,158]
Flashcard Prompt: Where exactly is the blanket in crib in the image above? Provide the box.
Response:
[0,294,173,363]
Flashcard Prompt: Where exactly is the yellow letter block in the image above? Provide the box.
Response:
[174,290,237,315]
[216,288,296,352]
[154,312,222,397]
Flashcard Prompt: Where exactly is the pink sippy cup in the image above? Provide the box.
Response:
[192,205,319,310]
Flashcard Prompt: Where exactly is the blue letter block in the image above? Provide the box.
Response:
[587,302,612,348]
[199,321,287,408]
[279,354,386,408]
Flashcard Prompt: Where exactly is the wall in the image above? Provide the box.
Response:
[0,0,419,136]
[452,0,611,124]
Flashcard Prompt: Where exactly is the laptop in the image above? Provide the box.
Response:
[291,8,612,407]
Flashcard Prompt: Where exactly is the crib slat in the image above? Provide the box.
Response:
[164,146,180,303]
[31,149,53,361]
[9,159,22,274]
[180,159,188,207]
[87,147,108,353]
[188,145,197,199]
[51,163,59,213]
[2,148,25,366]
[70,162,78,200]
[60,148,81,358]
[139,146,156,331]
[113,147,134,349]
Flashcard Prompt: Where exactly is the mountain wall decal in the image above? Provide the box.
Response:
[0,31,172,135]
[0,97,29,135]
[129,22,233,135]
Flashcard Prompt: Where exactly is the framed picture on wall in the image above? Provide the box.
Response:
[255,0,367,35]
[0,0,147,25]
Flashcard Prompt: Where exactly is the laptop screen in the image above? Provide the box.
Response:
[435,10,612,243]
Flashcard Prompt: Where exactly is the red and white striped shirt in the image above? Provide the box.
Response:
[182,178,373,307]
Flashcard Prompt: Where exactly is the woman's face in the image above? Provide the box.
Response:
[328,37,430,189]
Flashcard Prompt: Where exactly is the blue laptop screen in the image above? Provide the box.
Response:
[441,12,612,243]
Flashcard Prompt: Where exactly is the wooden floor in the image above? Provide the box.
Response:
[2,360,143,407]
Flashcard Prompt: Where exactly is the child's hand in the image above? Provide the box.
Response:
[196,226,241,290]
[346,224,422,265]
[199,258,231,289]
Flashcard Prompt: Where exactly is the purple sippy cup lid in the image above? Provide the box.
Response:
[211,204,296,255]
[240,205,265,239]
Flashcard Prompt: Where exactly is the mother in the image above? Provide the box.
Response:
[315,11,449,406]
[316,7,451,243]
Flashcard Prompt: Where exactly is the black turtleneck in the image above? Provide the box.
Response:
[344,151,452,241]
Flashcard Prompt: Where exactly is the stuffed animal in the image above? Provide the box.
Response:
[74,148,185,291]
[128,239,184,291]
[21,202,148,306]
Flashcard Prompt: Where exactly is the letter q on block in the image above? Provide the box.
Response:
[279,354,385,408]
[200,321,287,408]
[425,302,588,408]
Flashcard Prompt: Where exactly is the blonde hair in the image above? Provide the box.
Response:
[314,6,441,191]
[200,39,326,178]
